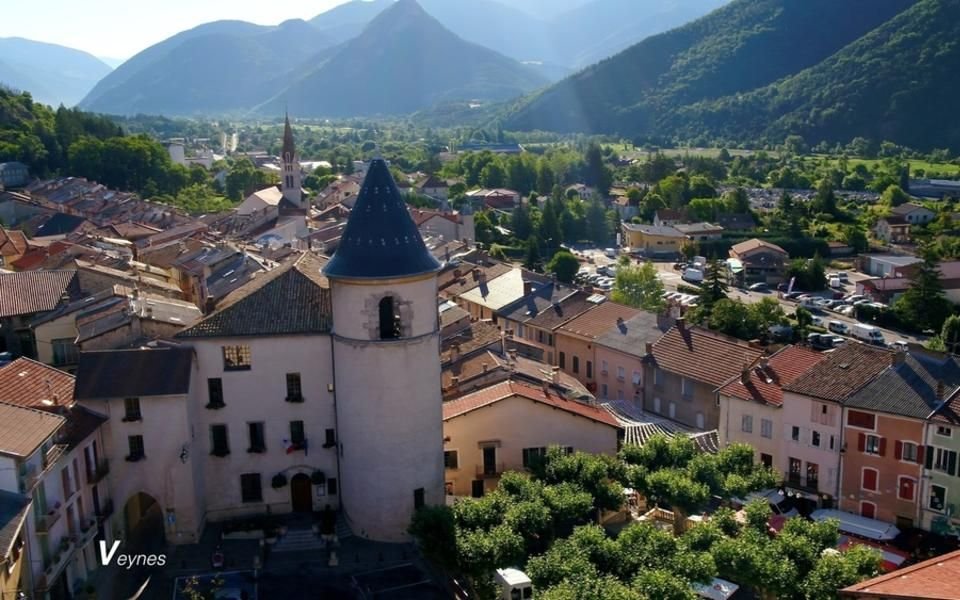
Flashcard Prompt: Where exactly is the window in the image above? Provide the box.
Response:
[930,484,947,511]
[847,410,876,430]
[761,419,773,439]
[126,435,144,461]
[937,426,953,437]
[240,474,262,503]
[654,368,663,387]
[653,397,661,413]
[207,378,225,409]
[559,352,566,369]
[791,426,800,442]
[632,370,641,385]
[444,450,459,469]
[861,468,878,492]
[324,429,336,448]
[760,453,773,468]
[379,296,401,340]
[897,477,916,501]
[617,389,624,401]
[932,447,958,475]
[681,377,693,398]
[522,447,546,469]
[601,360,608,374]
[537,330,545,344]
[414,488,425,510]
[829,435,836,451]
[617,366,625,380]
[290,421,305,447]
[327,478,337,495]
[247,422,265,453]
[572,356,580,374]
[863,434,882,455]
[898,441,918,462]
[696,412,705,429]
[586,361,593,379]
[788,457,801,483]
[123,398,141,421]
[812,431,821,448]
[547,334,553,346]
[668,402,676,419]
[210,425,229,457]
[601,384,608,398]
[222,345,252,371]
[806,462,819,488]
[51,338,79,366]
[741,415,753,434]
[285,373,303,402]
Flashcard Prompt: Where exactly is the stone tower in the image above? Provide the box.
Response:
[323,158,444,542]
[281,114,303,209]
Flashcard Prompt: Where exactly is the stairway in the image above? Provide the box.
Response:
[335,512,354,540]
[271,527,325,553]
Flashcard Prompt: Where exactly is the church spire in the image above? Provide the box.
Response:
[282,112,296,160]
[280,113,303,210]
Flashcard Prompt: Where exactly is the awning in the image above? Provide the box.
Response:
[838,536,909,572]
[810,509,900,541]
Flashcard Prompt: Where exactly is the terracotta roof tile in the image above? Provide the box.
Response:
[176,252,331,338]
[650,324,763,388]
[443,380,619,427]
[717,346,825,406]
[784,343,893,402]
[0,359,75,408]
[526,290,599,331]
[840,548,960,598]
[0,401,64,458]
[557,300,641,340]
[0,227,27,256]
[441,320,504,363]
[730,238,787,256]
[0,270,79,318]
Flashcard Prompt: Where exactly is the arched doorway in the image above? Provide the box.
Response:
[290,474,313,512]
[123,492,164,549]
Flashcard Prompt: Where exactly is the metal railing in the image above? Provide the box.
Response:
[87,458,109,485]
[476,463,506,478]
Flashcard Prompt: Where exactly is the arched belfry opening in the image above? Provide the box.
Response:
[379,296,401,340]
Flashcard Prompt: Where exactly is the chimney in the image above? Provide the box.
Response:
[676,317,686,332]
[451,343,461,363]
[892,350,906,366]
[551,366,561,385]
[644,342,654,356]
[523,280,534,296]
[501,330,507,356]
[740,367,751,385]
[937,380,946,402]
[482,363,489,373]
[759,356,769,369]
[508,349,518,362]
[450,376,460,392]
[479,271,487,284]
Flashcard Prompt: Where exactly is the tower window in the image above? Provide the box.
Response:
[379,296,401,340]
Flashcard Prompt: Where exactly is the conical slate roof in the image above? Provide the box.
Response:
[323,159,441,280]
[282,114,296,158]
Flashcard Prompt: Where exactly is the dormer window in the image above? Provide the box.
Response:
[379,296,401,340]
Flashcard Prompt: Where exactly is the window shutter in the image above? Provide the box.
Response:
[917,445,926,465]
[858,433,866,452]
[949,451,958,477]
[878,437,887,457]
[925,446,934,469]
[894,441,903,460]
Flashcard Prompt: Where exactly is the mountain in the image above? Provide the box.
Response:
[261,0,547,118]
[309,0,394,44]
[550,0,730,68]
[667,0,960,150]
[79,20,334,116]
[503,0,917,137]
[502,0,593,19]
[97,57,128,69]
[0,38,112,107]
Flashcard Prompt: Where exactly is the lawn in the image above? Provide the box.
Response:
[816,156,960,176]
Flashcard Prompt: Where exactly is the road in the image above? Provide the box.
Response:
[650,262,928,345]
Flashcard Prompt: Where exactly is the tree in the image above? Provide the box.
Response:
[812,179,838,215]
[584,143,612,196]
[842,225,869,253]
[722,188,750,214]
[511,202,533,240]
[942,315,960,355]
[611,261,666,312]
[524,235,543,271]
[894,245,952,332]
[881,184,911,208]
[480,161,506,188]
[539,201,563,250]
[548,251,580,284]
[585,199,610,244]
[640,193,667,221]
[699,260,729,315]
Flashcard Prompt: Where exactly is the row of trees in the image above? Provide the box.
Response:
[410,437,880,600]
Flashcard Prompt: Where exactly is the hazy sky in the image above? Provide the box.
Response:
[1,0,355,60]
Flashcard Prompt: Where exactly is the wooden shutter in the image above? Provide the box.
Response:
[894,441,903,460]
[879,437,887,457]
[917,445,926,465]
[925,446,934,469]
[858,433,866,452]
[949,451,958,477]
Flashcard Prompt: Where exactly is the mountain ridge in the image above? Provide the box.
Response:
[0,37,112,107]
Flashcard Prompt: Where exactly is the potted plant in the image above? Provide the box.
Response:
[271,473,288,489]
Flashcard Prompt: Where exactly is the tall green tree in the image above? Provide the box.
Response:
[942,315,960,355]
[894,245,952,332]
[611,260,666,312]
[699,259,729,315]
[524,235,543,271]
[547,250,579,284]
[585,199,610,244]
[511,202,533,240]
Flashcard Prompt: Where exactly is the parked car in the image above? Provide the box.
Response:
[828,321,849,335]
[852,323,885,345]
[843,294,867,304]
[888,340,910,351]
[749,282,769,292]
[829,277,842,289]
[837,271,849,282]
[682,268,704,284]
[826,335,847,347]
[604,248,618,258]
[837,305,856,317]
[811,316,824,327]
[785,291,806,300]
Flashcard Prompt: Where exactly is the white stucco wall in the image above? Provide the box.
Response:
[331,275,444,542]
[718,394,783,469]
[780,390,843,498]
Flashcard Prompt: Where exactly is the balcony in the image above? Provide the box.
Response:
[36,509,61,534]
[20,444,70,492]
[87,458,110,485]
[42,537,76,585]
[77,519,98,548]
[476,463,505,479]
[784,471,820,494]
[96,499,114,522]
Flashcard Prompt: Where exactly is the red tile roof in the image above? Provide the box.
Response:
[557,300,641,340]
[784,343,893,402]
[409,208,458,227]
[717,346,825,406]
[0,270,78,318]
[730,238,787,256]
[0,359,75,408]
[443,380,619,427]
[0,227,28,257]
[840,548,960,599]
[650,324,763,388]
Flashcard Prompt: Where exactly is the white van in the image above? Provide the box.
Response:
[682,268,704,284]
[495,568,533,600]
[828,321,849,335]
[852,323,885,345]
[829,277,842,289]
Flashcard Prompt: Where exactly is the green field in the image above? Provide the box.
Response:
[603,144,768,160]
[817,156,960,176]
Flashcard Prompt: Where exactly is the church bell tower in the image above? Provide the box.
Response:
[281,114,303,210]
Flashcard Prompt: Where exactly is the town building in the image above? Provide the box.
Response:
[0,490,31,600]
[0,270,81,359]
[555,301,643,392]
[874,215,911,244]
[621,223,685,256]
[891,202,936,225]
[841,548,960,599]
[728,239,788,284]
[442,381,619,497]
[923,390,960,536]
[0,226,29,267]
[674,222,724,241]
[409,208,475,244]
[593,310,673,403]
[498,288,600,366]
